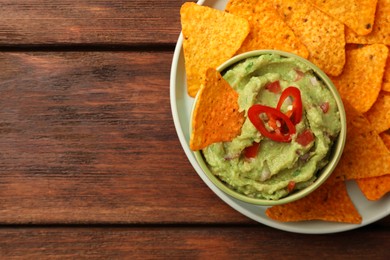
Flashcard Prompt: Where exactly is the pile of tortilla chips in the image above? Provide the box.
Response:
[180,0,390,224]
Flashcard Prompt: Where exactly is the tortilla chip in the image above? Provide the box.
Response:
[330,101,390,182]
[356,174,390,200]
[271,0,345,76]
[180,2,250,97]
[365,92,390,133]
[330,44,389,113]
[190,68,244,151]
[345,0,390,45]
[380,131,390,149]
[383,53,390,92]
[309,0,378,36]
[266,181,362,224]
[225,0,309,58]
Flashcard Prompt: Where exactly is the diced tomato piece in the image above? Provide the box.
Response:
[320,102,329,113]
[244,142,260,158]
[296,129,314,146]
[287,181,296,192]
[266,81,281,93]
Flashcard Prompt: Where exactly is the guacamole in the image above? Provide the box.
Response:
[202,54,341,200]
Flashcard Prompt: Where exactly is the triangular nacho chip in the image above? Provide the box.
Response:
[190,68,244,151]
[331,101,390,182]
[365,91,390,133]
[271,0,345,76]
[356,131,390,200]
[356,174,390,201]
[330,44,389,113]
[308,0,378,36]
[345,0,390,45]
[266,181,362,224]
[225,0,309,58]
[180,2,250,97]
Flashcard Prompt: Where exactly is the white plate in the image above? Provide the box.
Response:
[170,0,390,234]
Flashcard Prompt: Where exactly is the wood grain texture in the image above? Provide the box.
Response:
[0,51,250,224]
[0,225,389,258]
[0,0,192,45]
[0,0,388,257]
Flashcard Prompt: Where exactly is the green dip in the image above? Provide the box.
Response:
[202,54,341,200]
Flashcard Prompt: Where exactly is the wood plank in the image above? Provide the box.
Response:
[0,224,389,258]
[0,51,250,224]
[0,0,191,46]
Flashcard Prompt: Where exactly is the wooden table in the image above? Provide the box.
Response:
[0,0,388,258]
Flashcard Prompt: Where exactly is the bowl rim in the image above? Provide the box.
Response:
[192,49,347,206]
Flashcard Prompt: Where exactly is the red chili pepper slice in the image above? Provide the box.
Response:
[276,87,303,125]
[248,105,296,143]
[244,142,260,158]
